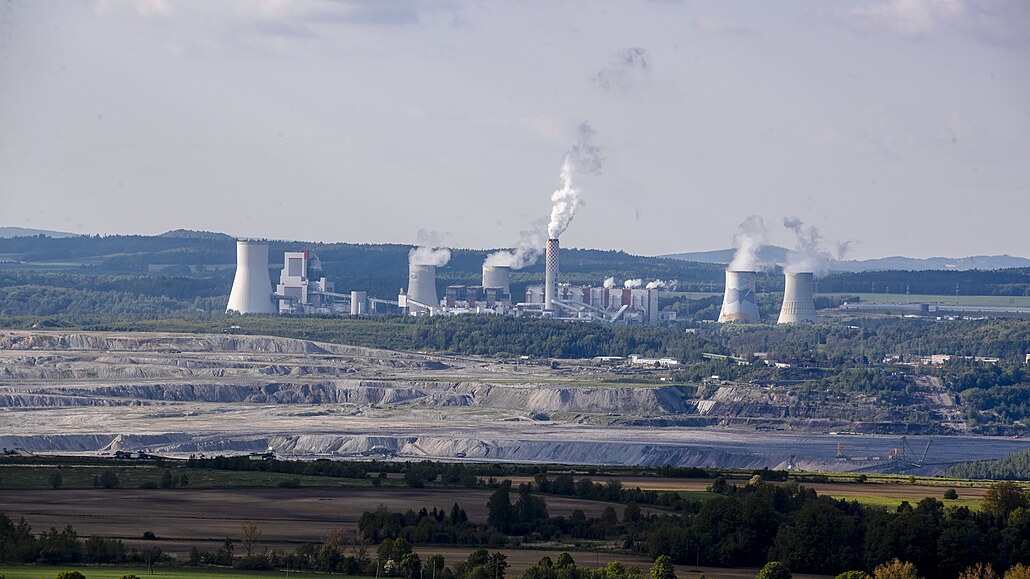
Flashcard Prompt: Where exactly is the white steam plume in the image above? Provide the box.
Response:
[624,279,643,289]
[728,215,768,272]
[409,229,452,266]
[484,219,547,269]
[646,279,677,290]
[782,216,838,274]
[547,122,603,239]
[603,277,616,289]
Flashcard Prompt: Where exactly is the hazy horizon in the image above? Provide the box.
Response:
[1,1,1028,260]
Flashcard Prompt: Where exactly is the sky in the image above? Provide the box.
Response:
[1,0,1028,260]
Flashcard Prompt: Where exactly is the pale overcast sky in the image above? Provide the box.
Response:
[1,0,1028,259]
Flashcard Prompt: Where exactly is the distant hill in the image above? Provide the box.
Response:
[158,229,235,241]
[663,246,790,268]
[0,227,79,239]
[830,255,1030,272]
[662,247,1030,272]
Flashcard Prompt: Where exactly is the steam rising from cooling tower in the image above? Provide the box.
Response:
[718,270,761,323]
[226,240,276,314]
[782,217,834,274]
[484,219,547,270]
[624,279,643,289]
[409,229,452,267]
[728,215,769,272]
[778,271,817,324]
[603,277,616,289]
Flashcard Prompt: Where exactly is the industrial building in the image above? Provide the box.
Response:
[523,283,670,324]
[275,250,341,314]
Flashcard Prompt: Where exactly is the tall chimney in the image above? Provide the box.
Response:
[778,272,817,324]
[718,270,760,323]
[407,263,439,313]
[544,239,559,311]
[226,240,276,314]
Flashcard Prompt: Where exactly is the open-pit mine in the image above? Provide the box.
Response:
[2,330,1027,474]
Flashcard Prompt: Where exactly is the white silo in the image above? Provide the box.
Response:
[226,240,276,314]
[778,272,818,324]
[407,263,439,312]
[482,265,511,295]
[717,270,760,323]
[544,239,559,311]
[350,291,367,315]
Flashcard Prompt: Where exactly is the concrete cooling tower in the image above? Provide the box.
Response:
[717,270,760,323]
[778,271,818,324]
[407,263,439,311]
[544,239,559,312]
[226,240,276,314]
[482,265,511,295]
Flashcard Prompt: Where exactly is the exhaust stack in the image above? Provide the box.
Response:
[544,239,559,311]
[717,270,760,323]
[778,272,817,324]
[226,240,276,314]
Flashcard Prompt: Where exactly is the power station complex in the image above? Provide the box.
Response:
[227,239,818,325]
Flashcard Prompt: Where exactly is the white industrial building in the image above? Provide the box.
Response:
[523,283,669,325]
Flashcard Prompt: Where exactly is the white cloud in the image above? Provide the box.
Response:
[833,0,1030,46]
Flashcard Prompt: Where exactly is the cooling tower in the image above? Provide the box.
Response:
[778,272,818,324]
[226,240,276,314]
[717,270,760,323]
[407,263,439,311]
[544,239,559,311]
[482,265,511,295]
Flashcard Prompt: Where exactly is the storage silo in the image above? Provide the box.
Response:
[778,272,817,324]
[717,270,761,323]
[226,240,276,314]
[350,291,367,315]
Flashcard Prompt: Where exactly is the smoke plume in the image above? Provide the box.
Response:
[409,229,452,266]
[782,216,835,274]
[624,279,643,289]
[547,122,603,239]
[603,277,616,289]
[484,219,547,269]
[728,215,768,272]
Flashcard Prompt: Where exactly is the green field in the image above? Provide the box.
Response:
[0,566,350,579]
[0,464,376,491]
[823,292,1030,307]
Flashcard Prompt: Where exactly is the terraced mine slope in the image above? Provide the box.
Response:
[1,330,1027,472]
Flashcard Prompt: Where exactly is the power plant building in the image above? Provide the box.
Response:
[226,240,276,314]
[275,250,340,314]
[524,283,667,324]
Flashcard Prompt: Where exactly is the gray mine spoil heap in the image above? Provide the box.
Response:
[1,330,1025,474]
